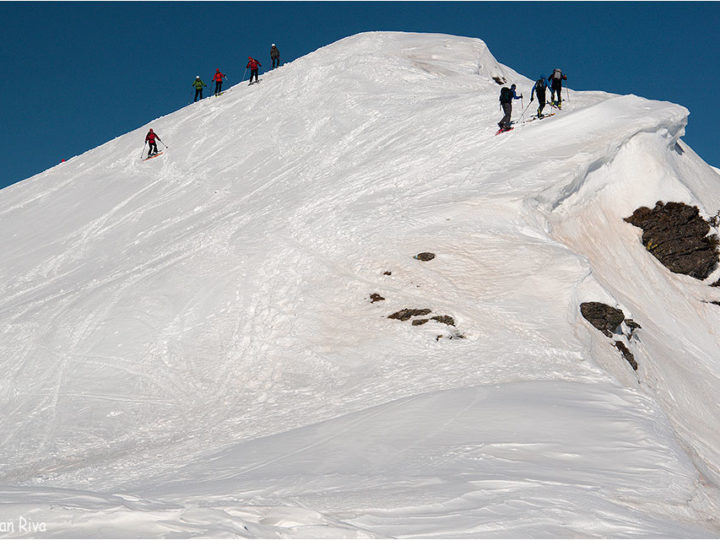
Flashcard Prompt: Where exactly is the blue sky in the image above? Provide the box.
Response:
[1,2,719,189]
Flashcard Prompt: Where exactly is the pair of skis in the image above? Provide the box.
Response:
[143,151,164,161]
[495,112,557,135]
[516,112,556,125]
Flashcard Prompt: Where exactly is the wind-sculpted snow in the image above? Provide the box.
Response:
[0,32,719,537]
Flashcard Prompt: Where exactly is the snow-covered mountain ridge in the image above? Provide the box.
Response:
[1,32,720,537]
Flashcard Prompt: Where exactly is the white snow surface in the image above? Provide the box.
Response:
[1,32,720,537]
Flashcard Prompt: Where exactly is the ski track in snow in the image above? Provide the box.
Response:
[1,32,719,537]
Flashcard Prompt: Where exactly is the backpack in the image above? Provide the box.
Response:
[552,69,563,80]
[536,78,546,91]
[499,87,513,104]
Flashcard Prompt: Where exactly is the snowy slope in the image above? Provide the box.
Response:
[1,32,720,537]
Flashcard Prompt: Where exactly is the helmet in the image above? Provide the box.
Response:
[272,43,275,47]
[216,68,220,71]
[511,84,516,89]
[248,56,252,59]
[149,128,154,132]
[196,75,200,78]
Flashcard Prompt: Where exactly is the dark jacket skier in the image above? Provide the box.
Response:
[498,84,522,129]
[192,76,207,102]
[270,44,280,69]
[530,76,549,117]
[548,68,567,108]
[212,69,226,96]
[145,129,162,157]
[247,57,261,84]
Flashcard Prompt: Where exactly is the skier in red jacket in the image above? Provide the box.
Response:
[145,129,162,157]
[213,68,226,96]
[247,57,261,85]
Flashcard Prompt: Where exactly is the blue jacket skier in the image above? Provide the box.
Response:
[498,84,523,130]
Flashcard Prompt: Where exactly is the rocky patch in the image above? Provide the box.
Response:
[580,302,640,371]
[376,253,463,340]
[614,341,638,370]
[580,302,625,338]
[624,201,719,280]
[431,315,455,326]
[388,308,432,321]
[414,252,436,262]
[387,307,464,340]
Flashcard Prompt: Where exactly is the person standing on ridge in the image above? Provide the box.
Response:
[530,75,549,118]
[548,68,567,109]
[213,68,226,96]
[247,56,261,84]
[270,44,280,69]
[498,83,522,130]
[145,128,162,157]
[192,75,207,102]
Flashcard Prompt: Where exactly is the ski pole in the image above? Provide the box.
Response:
[242,67,248,82]
[519,100,532,122]
[140,141,147,159]
[160,140,168,149]
[565,87,569,102]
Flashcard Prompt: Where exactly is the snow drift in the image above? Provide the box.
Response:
[1,32,719,537]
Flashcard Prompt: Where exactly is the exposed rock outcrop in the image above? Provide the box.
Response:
[431,315,455,326]
[388,308,432,321]
[614,341,638,370]
[624,201,719,280]
[580,302,625,338]
[580,302,640,371]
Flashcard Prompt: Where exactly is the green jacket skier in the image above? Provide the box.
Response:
[192,76,207,102]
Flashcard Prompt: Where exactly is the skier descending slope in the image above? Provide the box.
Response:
[497,83,522,133]
[247,56,261,85]
[548,68,567,109]
[144,128,163,158]
[192,75,207,102]
[213,68,227,96]
[530,75,549,118]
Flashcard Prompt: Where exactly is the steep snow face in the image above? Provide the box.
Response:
[1,32,719,537]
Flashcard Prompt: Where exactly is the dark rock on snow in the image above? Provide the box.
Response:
[388,308,432,321]
[580,302,626,337]
[581,302,639,371]
[414,252,436,262]
[624,201,719,280]
[614,341,638,371]
[431,315,455,326]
